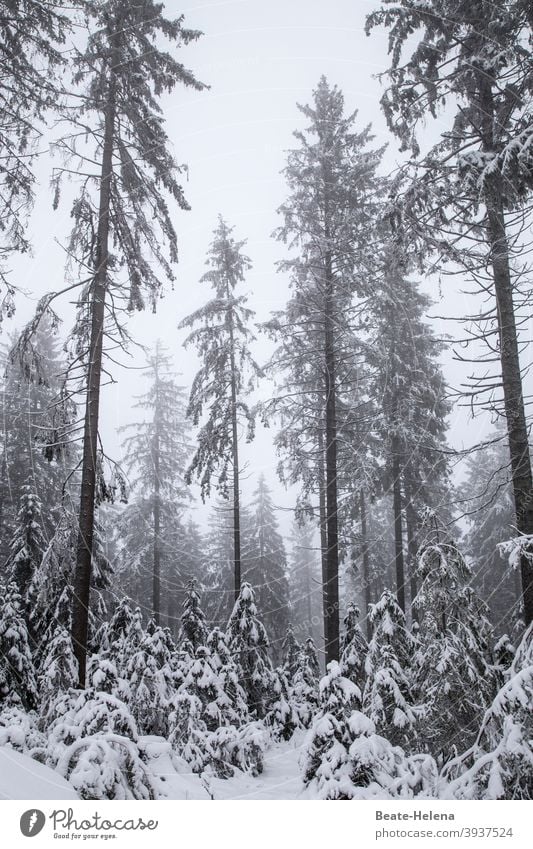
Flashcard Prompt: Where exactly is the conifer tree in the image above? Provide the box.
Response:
[292,637,320,727]
[287,517,323,648]
[203,500,237,629]
[226,582,276,718]
[274,77,384,662]
[179,579,208,655]
[414,523,497,755]
[126,627,175,737]
[1,321,75,563]
[119,341,190,624]
[444,625,533,799]
[0,583,37,710]
[180,217,262,599]
[363,590,417,747]
[460,432,520,631]
[340,603,368,689]
[366,0,533,625]
[38,627,79,725]
[245,475,289,659]
[5,486,47,617]
[365,257,451,614]
[281,625,300,678]
[21,0,206,686]
[0,1,69,318]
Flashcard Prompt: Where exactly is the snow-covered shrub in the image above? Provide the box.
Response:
[206,722,267,778]
[86,655,131,703]
[179,579,208,654]
[0,582,37,710]
[302,661,361,797]
[413,537,497,756]
[206,626,250,722]
[443,624,533,799]
[126,629,175,737]
[98,601,144,677]
[45,687,153,800]
[340,603,368,688]
[265,668,299,740]
[38,627,79,725]
[363,590,417,748]
[226,582,277,718]
[281,624,300,677]
[168,691,211,774]
[0,704,45,755]
[292,637,320,727]
[303,663,437,800]
[47,689,138,746]
[55,734,155,800]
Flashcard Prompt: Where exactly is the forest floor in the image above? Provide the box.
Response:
[151,732,311,801]
[0,733,312,801]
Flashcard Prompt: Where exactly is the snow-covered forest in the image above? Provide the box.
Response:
[0,0,532,801]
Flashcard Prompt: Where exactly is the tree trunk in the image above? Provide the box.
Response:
[391,433,406,613]
[479,75,533,627]
[317,424,329,652]
[485,179,533,627]
[324,246,340,663]
[72,50,117,687]
[404,478,419,624]
[227,294,241,600]
[152,355,161,625]
[359,488,372,640]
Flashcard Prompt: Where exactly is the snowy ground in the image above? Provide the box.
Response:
[0,748,78,800]
[148,732,312,801]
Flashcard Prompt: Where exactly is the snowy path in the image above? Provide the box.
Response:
[152,732,311,801]
[208,733,310,800]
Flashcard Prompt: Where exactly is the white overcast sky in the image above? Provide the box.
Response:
[7,0,531,531]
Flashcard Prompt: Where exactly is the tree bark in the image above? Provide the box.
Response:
[324,245,340,663]
[227,290,241,600]
[72,44,118,687]
[317,424,329,652]
[152,353,161,625]
[485,179,533,627]
[478,74,533,627]
[404,478,419,625]
[391,433,406,613]
[359,489,372,640]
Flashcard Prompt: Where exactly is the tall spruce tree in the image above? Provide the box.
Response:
[288,517,323,649]
[366,0,533,626]
[274,77,384,662]
[33,1,206,685]
[365,255,451,614]
[118,341,190,625]
[180,217,262,600]
[6,0,208,687]
[245,475,289,660]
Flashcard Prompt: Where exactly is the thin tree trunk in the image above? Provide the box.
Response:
[227,293,241,600]
[72,48,117,687]
[153,354,161,625]
[391,433,406,613]
[404,479,418,625]
[360,488,372,640]
[317,425,329,652]
[479,76,533,627]
[324,246,340,663]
